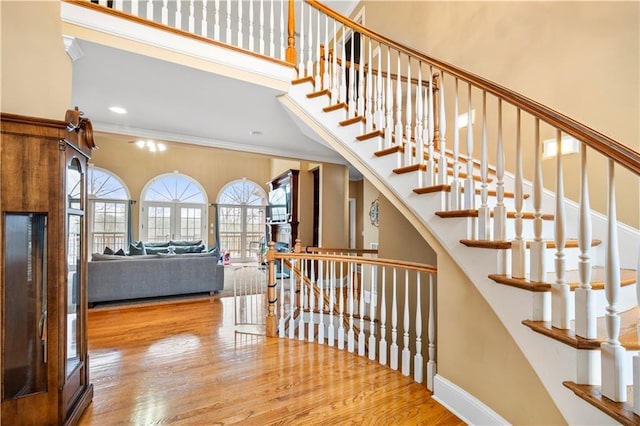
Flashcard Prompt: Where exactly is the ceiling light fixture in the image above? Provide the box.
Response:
[133,139,167,153]
[109,106,127,114]
[249,130,263,136]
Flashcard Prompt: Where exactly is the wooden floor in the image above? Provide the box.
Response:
[79,296,464,425]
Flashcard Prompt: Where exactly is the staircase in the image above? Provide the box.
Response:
[61,0,639,424]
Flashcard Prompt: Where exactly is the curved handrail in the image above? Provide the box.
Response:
[273,251,437,274]
[305,246,379,255]
[306,0,639,175]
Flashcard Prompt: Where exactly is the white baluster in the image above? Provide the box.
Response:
[318,260,325,344]
[512,109,525,277]
[390,268,398,370]
[98,0,107,6]
[394,53,403,151]
[278,0,283,60]
[402,270,411,376]
[530,118,547,283]
[574,142,595,338]
[601,159,626,402]
[463,83,475,209]
[437,71,448,185]
[379,266,387,365]
[114,0,123,11]
[298,4,305,77]
[404,58,413,168]
[384,49,393,149]
[347,263,355,352]
[357,35,365,118]
[323,14,329,91]
[415,65,424,184]
[307,5,313,83]
[494,99,506,240]
[200,0,208,38]
[278,259,285,337]
[450,78,461,210]
[175,0,182,29]
[288,259,296,339]
[425,70,435,186]
[213,0,220,40]
[634,249,640,415]
[328,260,335,346]
[358,262,366,356]
[259,0,265,54]
[478,91,490,240]
[146,0,153,20]
[414,273,423,383]
[552,130,570,330]
[330,20,339,100]
[225,0,231,44]
[368,264,377,360]
[427,273,436,391]
[364,38,373,132]
[248,0,254,51]
[348,31,356,118]
[338,261,345,350]
[131,0,139,16]
[375,45,384,133]
[308,259,315,342]
[236,0,243,48]
[314,9,321,89]
[298,260,306,341]
[188,0,195,33]
[162,0,169,26]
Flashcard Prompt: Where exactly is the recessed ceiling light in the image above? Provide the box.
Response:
[249,130,263,136]
[109,106,127,114]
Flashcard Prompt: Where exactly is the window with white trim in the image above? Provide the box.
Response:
[87,167,130,254]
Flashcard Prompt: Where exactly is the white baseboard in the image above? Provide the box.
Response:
[433,375,510,426]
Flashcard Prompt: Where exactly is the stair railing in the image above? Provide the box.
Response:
[265,241,438,390]
[297,0,639,409]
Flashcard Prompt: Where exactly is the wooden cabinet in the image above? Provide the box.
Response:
[1,109,94,425]
[267,169,299,248]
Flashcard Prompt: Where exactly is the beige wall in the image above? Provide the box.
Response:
[362,178,379,249]
[360,1,639,227]
[349,179,364,249]
[90,134,272,247]
[319,163,349,248]
[1,1,72,119]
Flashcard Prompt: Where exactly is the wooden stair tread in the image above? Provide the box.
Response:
[436,209,554,220]
[413,185,530,199]
[461,238,602,250]
[323,102,347,113]
[563,382,640,426]
[292,76,314,86]
[393,165,487,182]
[521,306,640,350]
[357,130,384,141]
[488,267,636,291]
[307,89,330,99]
[374,145,403,156]
[339,116,366,126]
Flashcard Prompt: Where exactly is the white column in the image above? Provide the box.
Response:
[463,83,475,209]
[415,66,424,187]
[379,267,387,366]
[307,5,313,83]
[348,31,356,117]
[575,143,595,338]
[390,268,399,370]
[601,159,627,402]
[551,130,570,330]
[298,260,305,341]
[375,45,384,133]
[494,99,506,240]
[450,78,461,210]
[236,0,243,48]
[330,20,339,100]
[530,118,547,283]
[323,14,329,91]
[402,270,411,376]
[512,109,526,278]
[478,91,490,240]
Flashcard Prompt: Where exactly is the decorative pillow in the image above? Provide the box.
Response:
[103,246,114,255]
[173,244,205,254]
[144,241,170,248]
[92,253,159,261]
[169,240,203,247]
[144,246,170,254]
[208,247,220,260]
[128,241,147,256]
[114,248,126,256]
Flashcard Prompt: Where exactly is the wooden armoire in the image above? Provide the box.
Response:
[1,109,94,425]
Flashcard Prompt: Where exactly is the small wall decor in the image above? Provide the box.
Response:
[369,198,379,227]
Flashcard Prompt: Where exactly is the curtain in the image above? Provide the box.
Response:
[127,200,134,245]
[213,203,220,249]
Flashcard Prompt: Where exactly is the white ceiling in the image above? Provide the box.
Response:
[68,1,362,175]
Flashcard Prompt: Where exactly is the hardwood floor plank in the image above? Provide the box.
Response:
[80,297,464,425]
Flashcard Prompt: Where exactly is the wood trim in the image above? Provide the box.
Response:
[307,89,331,99]
[393,164,425,174]
[63,0,296,70]
[292,76,314,86]
[304,247,379,255]
[274,252,437,274]
[356,130,383,141]
[306,0,640,175]
[374,145,403,157]
[413,185,451,195]
[323,103,348,113]
[563,382,640,426]
[435,210,554,220]
[488,274,552,292]
[339,116,365,127]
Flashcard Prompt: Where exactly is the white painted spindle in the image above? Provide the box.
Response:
[494,99,506,240]
[394,53,403,153]
[478,91,490,240]
[348,263,355,352]
[131,0,139,16]
[328,260,335,346]
[404,58,412,168]
[278,260,285,337]
[307,6,313,83]
[200,0,208,38]
[358,263,366,356]
[530,118,547,283]
[348,32,356,118]
[339,30,346,103]
[402,270,411,376]
[175,0,182,29]
[114,0,123,11]
[375,46,384,133]
[259,0,265,54]
[279,0,284,60]
[298,260,305,341]
[213,0,220,40]
[236,0,243,48]
[225,0,231,44]
[384,49,393,149]
[426,71,435,186]
[298,4,305,77]
[575,143,595,338]
[390,268,399,370]
[552,130,570,330]
[330,20,338,100]
[288,259,296,339]
[512,109,525,278]
[318,260,325,344]
[338,261,345,350]
[365,38,373,132]
[357,35,365,118]
[308,260,315,342]
[146,0,153,20]
[315,10,321,89]
[414,273,423,383]
[98,0,107,7]
[188,0,195,33]
[635,249,640,415]
[162,0,169,26]
[450,78,461,210]
[248,0,254,51]
[379,266,387,366]
[437,72,447,185]
[415,66,424,179]
[427,273,436,391]
[267,0,273,57]
[368,264,377,361]
[463,84,475,209]
[323,15,329,90]
[601,159,626,402]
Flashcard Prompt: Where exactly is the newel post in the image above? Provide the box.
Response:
[266,241,277,337]
[286,0,297,66]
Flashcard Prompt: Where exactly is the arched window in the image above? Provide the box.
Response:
[87,167,131,253]
[216,179,267,262]
[140,173,207,243]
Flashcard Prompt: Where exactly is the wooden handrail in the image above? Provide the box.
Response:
[305,246,379,255]
[306,0,640,175]
[274,251,437,274]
